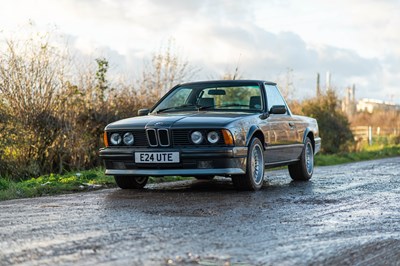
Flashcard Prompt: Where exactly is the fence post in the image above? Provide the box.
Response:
[368,126,373,146]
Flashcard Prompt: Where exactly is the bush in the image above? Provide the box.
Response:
[0,33,193,180]
[302,90,354,154]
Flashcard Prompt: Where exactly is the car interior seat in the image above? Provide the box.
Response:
[249,96,261,109]
[198,97,215,108]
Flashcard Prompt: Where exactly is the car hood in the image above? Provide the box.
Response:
[105,112,255,130]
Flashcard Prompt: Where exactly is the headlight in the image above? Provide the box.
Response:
[110,133,122,145]
[191,131,203,144]
[207,131,219,144]
[123,132,134,145]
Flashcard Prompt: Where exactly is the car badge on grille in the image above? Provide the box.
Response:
[155,122,164,126]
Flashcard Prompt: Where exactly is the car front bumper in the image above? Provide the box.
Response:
[99,146,248,177]
[314,137,322,154]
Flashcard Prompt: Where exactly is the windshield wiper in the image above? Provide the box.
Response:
[156,104,198,113]
[197,105,215,110]
[199,104,249,110]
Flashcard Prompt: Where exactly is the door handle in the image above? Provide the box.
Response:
[289,122,295,128]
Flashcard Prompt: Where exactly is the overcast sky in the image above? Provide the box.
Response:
[1,0,399,103]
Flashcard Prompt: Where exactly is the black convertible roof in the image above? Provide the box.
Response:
[179,80,277,87]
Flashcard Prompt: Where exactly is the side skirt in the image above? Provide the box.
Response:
[265,159,299,169]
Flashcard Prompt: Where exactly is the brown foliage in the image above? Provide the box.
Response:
[0,37,66,178]
[0,36,194,179]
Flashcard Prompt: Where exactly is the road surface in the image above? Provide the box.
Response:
[1,157,399,265]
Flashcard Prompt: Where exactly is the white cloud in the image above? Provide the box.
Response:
[0,0,399,103]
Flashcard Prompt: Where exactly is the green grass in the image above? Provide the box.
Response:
[316,144,400,166]
[1,144,399,201]
[0,169,115,201]
[0,169,194,201]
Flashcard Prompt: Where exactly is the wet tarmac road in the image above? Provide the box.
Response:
[1,157,399,265]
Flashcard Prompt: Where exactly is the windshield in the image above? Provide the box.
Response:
[152,84,263,113]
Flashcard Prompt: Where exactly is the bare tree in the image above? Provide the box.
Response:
[276,68,295,101]
[221,64,242,80]
[138,40,196,106]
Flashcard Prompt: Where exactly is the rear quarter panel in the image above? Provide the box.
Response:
[292,115,320,148]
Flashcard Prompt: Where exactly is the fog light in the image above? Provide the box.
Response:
[113,162,126,169]
[198,161,212,169]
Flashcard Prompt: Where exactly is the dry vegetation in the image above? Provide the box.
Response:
[0,34,191,180]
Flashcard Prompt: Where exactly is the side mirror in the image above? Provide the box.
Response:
[269,105,287,114]
[138,108,150,116]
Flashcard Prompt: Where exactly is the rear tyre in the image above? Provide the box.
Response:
[194,175,215,180]
[114,176,148,189]
[232,138,265,191]
[288,137,314,181]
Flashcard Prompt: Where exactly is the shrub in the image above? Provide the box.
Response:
[302,90,354,154]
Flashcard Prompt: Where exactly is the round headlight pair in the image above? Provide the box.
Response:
[110,133,134,145]
[190,131,220,144]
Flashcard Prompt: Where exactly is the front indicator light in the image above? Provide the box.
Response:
[221,129,234,145]
[103,132,109,147]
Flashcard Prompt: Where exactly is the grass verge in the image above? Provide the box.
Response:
[315,144,400,166]
[1,145,399,201]
[0,169,192,201]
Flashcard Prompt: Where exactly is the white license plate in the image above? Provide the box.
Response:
[135,152,180,163]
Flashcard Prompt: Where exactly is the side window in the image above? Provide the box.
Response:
[265,84,287,114]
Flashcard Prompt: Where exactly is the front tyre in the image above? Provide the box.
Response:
[232,138,265,191]
[288,137,314,181]
[114,176,149,189]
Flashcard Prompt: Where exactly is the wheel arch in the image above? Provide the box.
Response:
[246,125,265,149]
[303,128,315,152]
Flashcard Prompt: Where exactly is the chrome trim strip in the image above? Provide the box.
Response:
[105,168,245,176]
[232,147,248,157]
[265,144,304,150]
[265,159,299,166]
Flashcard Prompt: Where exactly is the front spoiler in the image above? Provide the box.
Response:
[314,137,322,154]
[105,168,245,176]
